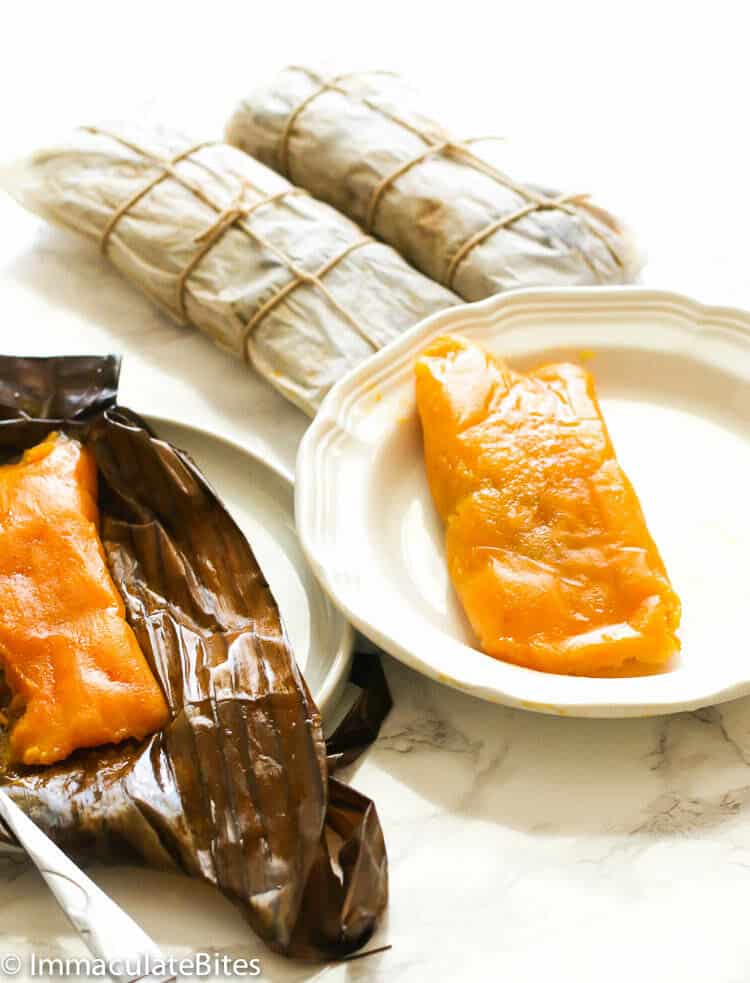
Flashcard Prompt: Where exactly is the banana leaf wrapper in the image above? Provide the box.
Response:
[0,355,391,961]
[0,123,459,416]
[226,67,642,301]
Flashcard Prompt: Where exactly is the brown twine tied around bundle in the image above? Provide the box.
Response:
[278,68,622,288]
[365,135,528,234]
[176,185,309,322]
[445,190,591,284]
[84,127,382,355]
[97,140,215,255]
[238,232,374,349]
[277,68,401,180]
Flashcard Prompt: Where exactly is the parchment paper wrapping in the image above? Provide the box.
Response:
[1,124,459,415]
[227,67,641,301]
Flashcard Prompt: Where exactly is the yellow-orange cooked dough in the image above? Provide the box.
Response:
[415,335,681,676]
[0,432,168,765]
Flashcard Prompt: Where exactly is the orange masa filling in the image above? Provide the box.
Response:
[415,335,681,676]
[0,432,168,765]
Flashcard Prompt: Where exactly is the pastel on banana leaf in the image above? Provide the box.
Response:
[0,355,391,961]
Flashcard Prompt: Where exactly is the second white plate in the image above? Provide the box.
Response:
[296,286,750,717]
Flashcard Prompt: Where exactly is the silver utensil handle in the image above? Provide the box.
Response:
[0,790,175,983]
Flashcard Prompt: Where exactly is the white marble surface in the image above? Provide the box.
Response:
[2,3,750,980]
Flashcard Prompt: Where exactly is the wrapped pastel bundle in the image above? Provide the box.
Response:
[1,123,458,414]
[0,355,392,960]
[226,67,641,300]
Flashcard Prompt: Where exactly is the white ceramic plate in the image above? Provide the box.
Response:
[147,416,352,716]
[297,286,750,718]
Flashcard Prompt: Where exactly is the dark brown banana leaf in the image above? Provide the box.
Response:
[0,355,391,961]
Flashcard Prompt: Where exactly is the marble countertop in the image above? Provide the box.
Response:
[2,5,750,980]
